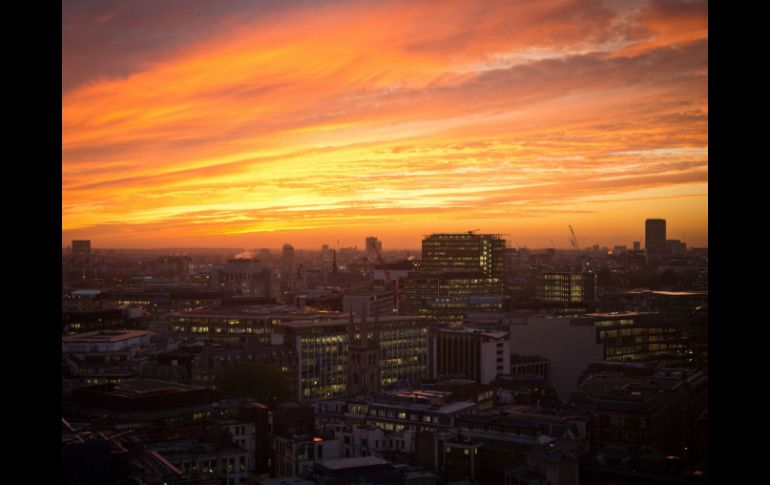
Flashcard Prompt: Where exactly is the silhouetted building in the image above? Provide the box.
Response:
[645,219,666,255]
[666,239,687,256]
[365,236,383,260]
[221,258,273,297]
[281,244,296,292]
[72,239,92,259]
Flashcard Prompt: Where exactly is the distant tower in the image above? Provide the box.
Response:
[72,240,91,259]
[347,310,380,397]
[332,249,338,274]
[645,219,667,253]
[365,237,382,260]
[281,244,295,291]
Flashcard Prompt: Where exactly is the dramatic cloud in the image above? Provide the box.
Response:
[62,0,708,249]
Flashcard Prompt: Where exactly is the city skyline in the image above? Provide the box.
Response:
[62,0,708,250]
[60,218,700,252]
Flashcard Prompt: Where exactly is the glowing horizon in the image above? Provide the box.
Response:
[62,0,708,250]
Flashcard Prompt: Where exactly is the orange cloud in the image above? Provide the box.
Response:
[62,0,708,249]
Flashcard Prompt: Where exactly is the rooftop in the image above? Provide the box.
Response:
[437,327,508,339]
[105,378,204,397]
[168,305,341,318]
[63,329,152,343]
[319,456,390,470]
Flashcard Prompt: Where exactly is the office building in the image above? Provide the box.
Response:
[168,305,345,345]
[100,288,226,314]
[343,290,395,318]
[62,308,131,335]
[62,330,154,387]
[421,232,506,280]
[398,272,502,325]
[430,328,510,384]
[645,219,666,254]
[536,271,597,308]
[278,315,433,401]
[349,389,479,434]
[508,312,690,400]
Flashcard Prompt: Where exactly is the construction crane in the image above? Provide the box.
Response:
[373,244,399,313]
[568,225,579,250]
[372,244,391,287]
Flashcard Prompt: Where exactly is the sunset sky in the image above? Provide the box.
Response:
[62,0,707,250]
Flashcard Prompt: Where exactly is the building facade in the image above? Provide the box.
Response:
[645,219,666,254]
[278,316,433,401]
[421,232,506,280]
[431,328,510,384]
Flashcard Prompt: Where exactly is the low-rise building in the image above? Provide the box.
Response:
[62,330,155,387]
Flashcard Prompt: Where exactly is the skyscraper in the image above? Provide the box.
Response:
[645,219,666,253]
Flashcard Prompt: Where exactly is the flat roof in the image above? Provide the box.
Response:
[585,311,656,318]
[63,329,152,343]
[438,327,508,339]
[168,306,341,318]
[279,315,426,329]
[107,378,205,396]
[319,456,389,470]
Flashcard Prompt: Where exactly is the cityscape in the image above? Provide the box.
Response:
[62,1,708,484]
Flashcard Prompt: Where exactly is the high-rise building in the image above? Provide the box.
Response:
[645,219,666,253]
[280,244,295,292]
[72,240,91,259]
[365,237,382,260]
[421,232,505,280]
[633,241,641,251]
